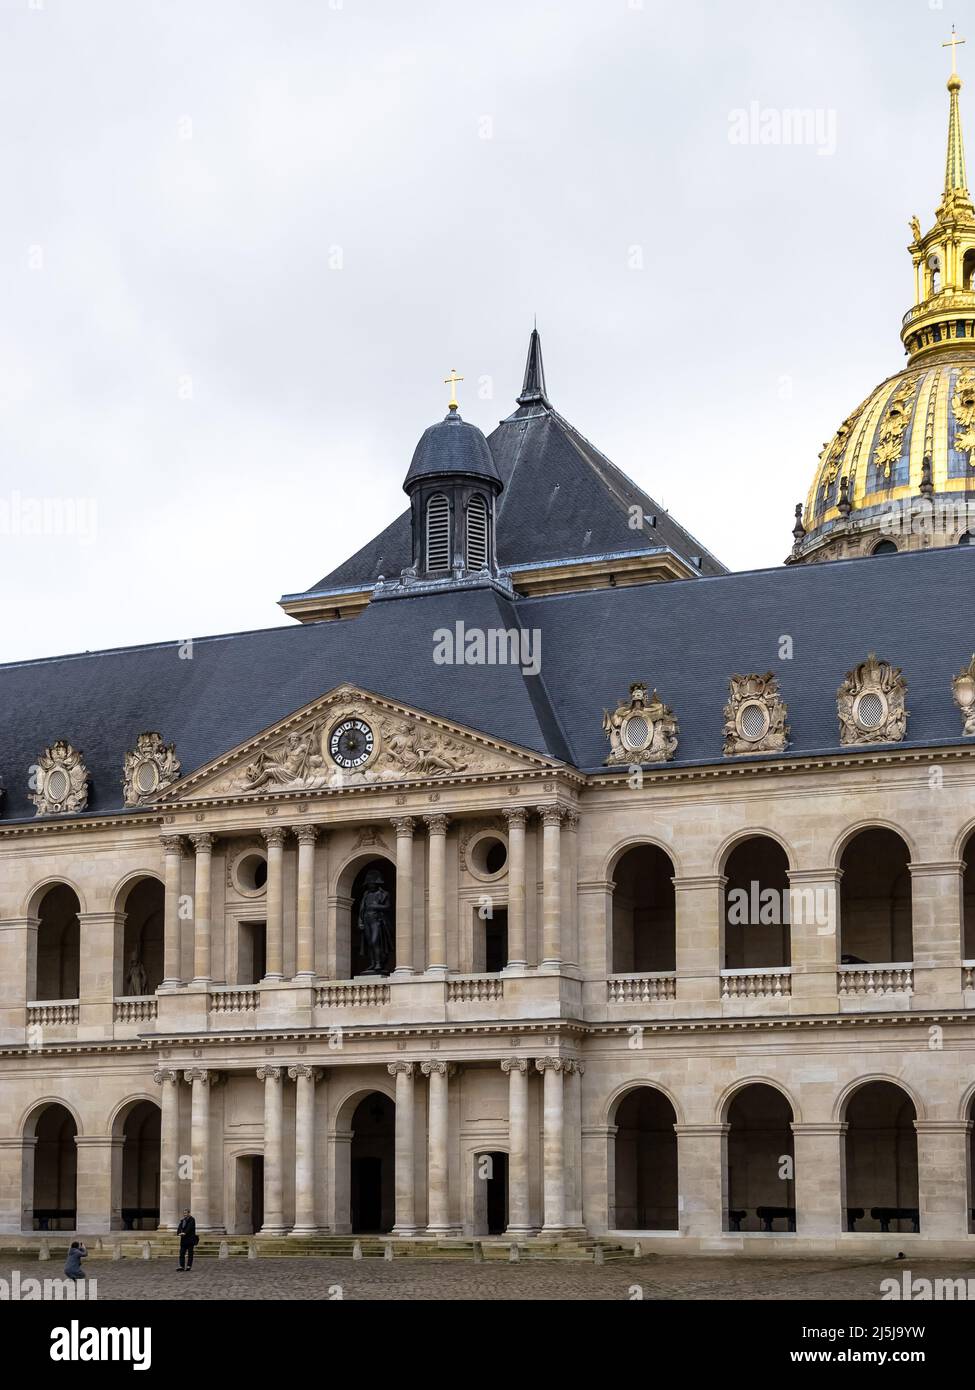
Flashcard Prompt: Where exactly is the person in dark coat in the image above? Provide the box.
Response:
[176,1210,197,1271]
[64,1241,87,1283]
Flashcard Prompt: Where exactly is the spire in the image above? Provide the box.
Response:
[516,326,550,407]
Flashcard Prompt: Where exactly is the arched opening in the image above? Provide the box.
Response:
[28,1104,77,1231]
[116,1100,161,1230]
[725,1084,795,1232]
[611,846,676,974]
[963,247,975,290]
[472,1151,509,1235]
[839,829,912,965]
[723,838,791,969]
[843,1081,919,1233]
[426,493,451,572]
[350,1093,395,1233]
[465,494,488,571]
[872,538,898,555]
[959,531,975,547]
[35,885,80,1001]
[612,1087,678,1231]
[120,879,164,995]
[964,831,975,961]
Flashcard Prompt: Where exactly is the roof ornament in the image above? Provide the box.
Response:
[443,367,464,413]
[602,681,679,765]
[952,653,975,734]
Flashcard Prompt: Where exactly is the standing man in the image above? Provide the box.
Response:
[176,1209,197,1272]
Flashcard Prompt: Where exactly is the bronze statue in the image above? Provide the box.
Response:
[357,868,393,975]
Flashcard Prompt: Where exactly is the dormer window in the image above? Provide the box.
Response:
[426,494,451,572]
[466,494,488,570]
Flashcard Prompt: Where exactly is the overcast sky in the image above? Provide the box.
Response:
[0,0,964,661]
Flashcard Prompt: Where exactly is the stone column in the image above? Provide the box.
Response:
[421,1060,457,1232]
[77,910,126,1038]
[791,1122,846,1236]
[787,869,841,1013]
[672,875,726,1009]
[262,828,287,982]
[501,1058,533,1233]
[257,1065,287,1233]
[0,1137,31,1234]
[190,834,214,985]
[391,818,416,977]
[0,917,39,1042]
[910,861,966,1008]
[294,827,318,981]
[388,1062,417,1233]
[424,815,449,976]
[564,1059,584,1229]
[674,1123,728,1238]
[289,1064,322,1234]
[539,808,563,968]
[153,1068,182,1230]
[915,1118,972,1238]
[74,1135,123,1234]
[185,1068,217,1230]
[536,1056,567,1232]
[503,809,528,971]
[160,836,185,988]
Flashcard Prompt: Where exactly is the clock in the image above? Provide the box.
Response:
[328,718,375,770]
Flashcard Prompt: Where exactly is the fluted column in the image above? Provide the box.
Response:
[258,1065,287,1233]
[503,810,528,971]
[501,1058,533,1233]
[160,836,185,988]
[184,1068,217,1230]
[262,828,287,982]
[424,815,449,976]
[539,807,563,967]
[294,827,318,981]
[421,1060,457,1232]
[189,834,213,985]
[289,1064,322,1234]
[536,1056,567,1232]
[388,1061,417,1233]
[391,818,416,976]
[153,1068,182,1229]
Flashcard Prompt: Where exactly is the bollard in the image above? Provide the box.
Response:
[38,1240,50,1262]
[112,1243,122,1262]
[219,1241,229,1260]
[248,1242,257,1260]
[472,1241,483,1262]
[508,1243,520,1263]
[352,1240,362,1260]
[384,1241,394,1262]
[142,1241,151,1261]
[593,1243,604,1265]
[633,1242,642,1259]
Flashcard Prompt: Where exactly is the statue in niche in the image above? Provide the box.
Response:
[357,868,393,975]
[125,950,148,997]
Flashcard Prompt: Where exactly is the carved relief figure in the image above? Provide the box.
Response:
[872,378,917,477]
[238,730,328,792]
[951,367,975,465]
[378,717,474,776]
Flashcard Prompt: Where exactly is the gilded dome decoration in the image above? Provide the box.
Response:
[790,53,975,563]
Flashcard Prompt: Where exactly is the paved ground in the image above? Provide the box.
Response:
[4,1255,975,1300]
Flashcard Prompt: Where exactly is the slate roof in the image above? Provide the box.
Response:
[290,331,726,599]
[2,544,973,823]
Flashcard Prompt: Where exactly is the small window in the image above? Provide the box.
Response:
[426,494,450,572]
[466,494,488,571]
[960,531,974,547]
[872,539,898,555]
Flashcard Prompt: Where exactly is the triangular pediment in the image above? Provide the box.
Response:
[160,684,563,804]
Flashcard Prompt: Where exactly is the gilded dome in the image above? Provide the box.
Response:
[803,355,975,534]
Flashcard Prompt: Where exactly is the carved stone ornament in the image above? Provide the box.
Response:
[836,653,908,746]
[123,731,181,806]
[31,740,90,816]
[723,673,789,756]
[602,681,679,765]
[952,654,975,735]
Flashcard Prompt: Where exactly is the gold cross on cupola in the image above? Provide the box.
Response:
[444,367,464,411]
[944,24,966,74]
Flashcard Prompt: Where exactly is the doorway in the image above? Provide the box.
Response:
[235,1155,264,1234]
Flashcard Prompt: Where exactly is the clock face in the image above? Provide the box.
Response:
[328,718,375,769]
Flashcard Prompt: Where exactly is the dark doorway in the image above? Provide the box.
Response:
[486,1152,508,1234]
[350,861,396,978]
[31,1105,77,1231]
[235,1155,264,1233]
[485,908,508,973]
[350,1093,394,1233]
[844,1082,919,1233]
[120,1101,160,1229]
[613,1088,679,1230]
[238,921,267,984]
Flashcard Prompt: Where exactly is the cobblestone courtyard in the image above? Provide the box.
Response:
[4,1256,975,1300]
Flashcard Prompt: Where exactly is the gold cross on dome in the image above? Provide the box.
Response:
[944,25,966,74]
[444,367,464,411]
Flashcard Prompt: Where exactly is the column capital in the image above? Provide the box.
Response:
[160,835,186,856]
[391,816,416,836]
[420,1060,457,1077]
[537,805,565,827]
[503,807,528,829]
[152,1068,181,1086]
[293,825,320,846]
[262,827,288,849]
[287,1064,323,1081]
[184,1067,219,1085]
[562,810,580,831]
[189,832,214,853]
[535,1056,569,1073]
[501,1057,530,1075]
[423,814,449,835]
[257,1065,283,1082]
[567,1059,585,1076]
[388,1061,416,1077]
